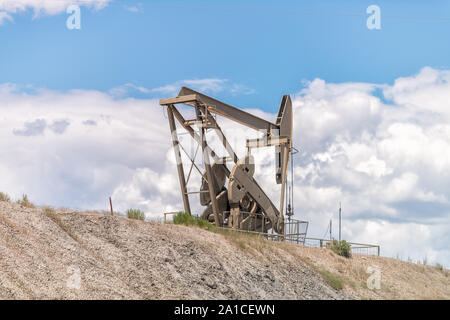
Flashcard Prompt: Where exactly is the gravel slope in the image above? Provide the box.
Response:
[1,200,448,300]
[0,201,346,299]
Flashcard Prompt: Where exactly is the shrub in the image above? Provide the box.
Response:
[0,192,10,202]
[435,263,444,272]
[17,194,35,208]
[126,208,145,220]
[330,240,352,258]
[173,211,195,225]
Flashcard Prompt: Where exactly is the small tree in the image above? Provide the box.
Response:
[126,208,145,220]
[330,240,352,258]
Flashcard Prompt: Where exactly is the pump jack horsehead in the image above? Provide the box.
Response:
[160,87,293,236]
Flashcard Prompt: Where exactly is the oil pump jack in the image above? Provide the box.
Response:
[160,87,293,236]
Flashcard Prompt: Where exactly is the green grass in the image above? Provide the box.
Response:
[330,240,352,258]
[172,211,216,230]
[318,270,345,290]
[17,194,35,208]
[0,192,10,202]
[126,208,145,220]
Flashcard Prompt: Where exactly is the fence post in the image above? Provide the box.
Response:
[109,197,114,216]
[320,239,323,248]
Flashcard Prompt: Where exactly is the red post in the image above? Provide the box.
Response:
[109,197,114,216]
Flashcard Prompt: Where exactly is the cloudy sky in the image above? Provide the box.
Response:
[1,0,450,267]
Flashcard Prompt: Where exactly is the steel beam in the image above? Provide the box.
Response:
[179,87,277,132]
[246,137,289,148]
[209,116,239,164]
[279,144,289,222]
[197,105,222,226]
[167,105,191,215]
[159,94,197,106]
[171,106,230,177]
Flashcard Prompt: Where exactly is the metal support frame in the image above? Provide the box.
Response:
[167,105,191,215]
[160,87,294,235]
[197,104,222,226]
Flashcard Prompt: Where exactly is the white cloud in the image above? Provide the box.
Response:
[151,78,229,95]
[125,6,140,13]
[109,83,150,97]
[0,85,172,215]
[151,78,257,96]
[1,67,450,267]
[289,67,450,266]
[0,10,12,24]
[0,0,110,23]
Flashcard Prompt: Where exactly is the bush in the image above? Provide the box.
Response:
[173,211,195,225]
[435,263,444,272]
[330,240,352,258]
[173,211,215,230]
[17,194,35,208]
[0,192,10,202]
[126,208,145,220]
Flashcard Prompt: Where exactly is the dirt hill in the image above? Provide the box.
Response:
[0,200,448,299]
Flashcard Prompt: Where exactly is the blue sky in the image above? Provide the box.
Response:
[1,0,450,111]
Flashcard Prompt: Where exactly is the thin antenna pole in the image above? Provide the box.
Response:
[285,179,288,216]
[339,202,342,242]
[291,149,294,216]
[330,219,332,240]
[288,186,291,221]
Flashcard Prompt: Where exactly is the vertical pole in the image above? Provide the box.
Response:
[279,144,289,225]
[330,219,332,240]
[285,179,288,216]
[109,197,114,216]
[291,150,294,216]
[198,106,221,226]
[339,202,341,242]
[167,105,191,215]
